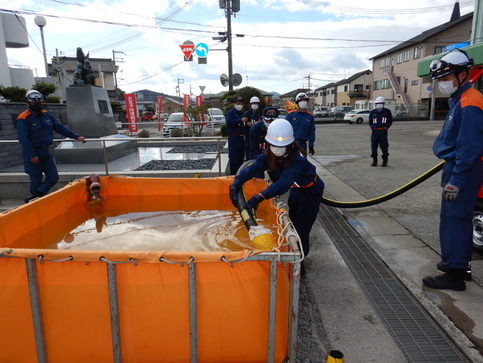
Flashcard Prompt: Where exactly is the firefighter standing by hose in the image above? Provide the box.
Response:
[423,49,483,291]
[369,96,393,167]
[244,96,262,160]
[229,119,324,258]
[285,92,315,156]
[226,96,247,175]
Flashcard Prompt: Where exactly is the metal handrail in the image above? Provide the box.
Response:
[0,136,225,176]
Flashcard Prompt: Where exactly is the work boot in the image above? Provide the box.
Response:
[422,268,467,291]
[437,262,472,281]
[371,157,377,167]
[24,191,45,204]
[381,157,388,167]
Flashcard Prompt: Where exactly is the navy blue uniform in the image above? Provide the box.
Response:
[285,109,315,152]
[17,107,80,195]
[248,121,268,160]
[232,151,324,256]
[369,107,393,160]
[225,107,246,175]
[243,109,262,160]
[433,82,483,269]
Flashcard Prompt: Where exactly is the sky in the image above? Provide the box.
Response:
[1,0,475,97]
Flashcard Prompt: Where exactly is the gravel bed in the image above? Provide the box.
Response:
[167,145,220,153]
[134,159,216,171]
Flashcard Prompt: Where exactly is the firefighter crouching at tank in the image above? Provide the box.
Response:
[422,49,483,291]
[229,119,324,257]
[244,96,262,160]
[285,92,315,156]
[17,90,86,203]
[225,95,247,175]
[248,106,278,160]
[369,96,393,167]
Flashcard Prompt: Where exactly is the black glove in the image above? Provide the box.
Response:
[229,186,239,208]
[309,147,315,156]
[244,193,264,213]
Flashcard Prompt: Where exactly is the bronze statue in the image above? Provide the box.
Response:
[73,47,96,86]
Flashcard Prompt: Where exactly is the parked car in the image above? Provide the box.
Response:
[344,109,371,124]
[277,109,288,119]
[205,108,225,127]
[154,112,168,121]
[330,106,353,120]
[141,111,154,121]
[473,182,483,255]
[162,112,186,136]
[313,106,329,118]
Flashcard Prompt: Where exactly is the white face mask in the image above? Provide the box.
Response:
[234,104,243,111]
[251,104,259,110]
[264,120,272,128]
[270,145,286,157]
[376,103,384,110]
[438,80,458,96]
[298,101,308,109]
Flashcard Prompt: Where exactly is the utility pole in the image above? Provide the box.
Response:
[226,0,233,91]
[113,50,125,100]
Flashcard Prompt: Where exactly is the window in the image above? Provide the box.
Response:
[396,52,402,64]
[379,59,385,69]
[434,46,445,55]
[385,57,390,67]
[381,79,390,89]
[411,80,418,86]
[344,85,348,92]
[414,46,421,59]
[354,84,363,92]
[373,81,380,90]
[403,50,410,62]
[331,90,335,95]
[396,76,401,85]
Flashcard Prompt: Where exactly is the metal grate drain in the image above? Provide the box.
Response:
[318,202,469,362]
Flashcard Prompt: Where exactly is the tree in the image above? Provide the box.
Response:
[222,86,266,114]
[0,85,28,102]
[185,105,209,136]
[33,81,61,103]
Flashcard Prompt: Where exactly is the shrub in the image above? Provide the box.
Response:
[137,129,150,138]
[0,85,28,102]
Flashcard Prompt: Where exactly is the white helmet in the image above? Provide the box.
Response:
[295,92,309,103]
[26,90,44,103]
[430,49,474,79]
[265,119,295,147]
[375,96,385,104]
[250,96,260,104]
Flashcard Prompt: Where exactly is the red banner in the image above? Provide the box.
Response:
[196,95,205,125]
[183,94,190,125]
[124,93,138,133]
[156,96,163,132]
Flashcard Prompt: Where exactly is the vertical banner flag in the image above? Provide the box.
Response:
[196,95,205,126]
[124,93,138,134]
[156,96,163,132]
[183,94,190,125]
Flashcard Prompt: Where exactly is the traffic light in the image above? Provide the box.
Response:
[232,0,240,12]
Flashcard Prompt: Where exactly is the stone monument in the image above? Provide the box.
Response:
[54,48,135,164]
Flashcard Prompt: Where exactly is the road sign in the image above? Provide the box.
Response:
[180,41,195,61]
[195,43,209,57]
[427,86,433,92]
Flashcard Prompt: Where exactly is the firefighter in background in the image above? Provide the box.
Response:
[248,106,278,160]
[225,95,247,175]
[423,49,483,291]
[17,90,86,203]
[243,96,262,160]
[369,96,393,167]
[229,119,324,257]
[285,92,315,155]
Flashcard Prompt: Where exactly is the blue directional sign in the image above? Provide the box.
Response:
[195,43,209,58]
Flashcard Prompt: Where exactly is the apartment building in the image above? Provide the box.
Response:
[370,11,473,116]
